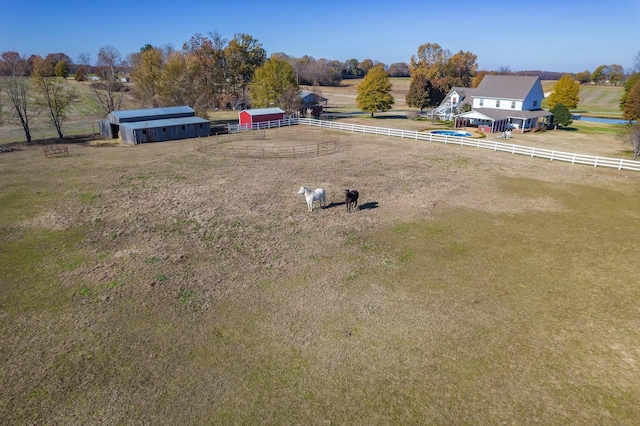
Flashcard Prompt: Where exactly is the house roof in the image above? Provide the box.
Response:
[472,75,541,100]
[455,108,552,122]
[240,108,285,116]
[120,116,210,130]
[109,106,195,124]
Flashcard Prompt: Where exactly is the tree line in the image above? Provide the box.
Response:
[0,30,413,142]
[2,33,639,147]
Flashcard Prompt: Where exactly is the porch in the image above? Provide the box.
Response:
[453,109,553,134]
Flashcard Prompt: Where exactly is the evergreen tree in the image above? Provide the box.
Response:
[74,67,86,82]
[356,65,394,117]
[550,103,572,127]
[547,74,580,109]
[55,60,70,79]
[620,73,640,113]
[622,80,640,122]
[405,73,432,112]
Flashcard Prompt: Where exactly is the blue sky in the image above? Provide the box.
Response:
[1,0,638,73]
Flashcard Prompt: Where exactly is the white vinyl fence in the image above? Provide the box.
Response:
[228,118,640,172]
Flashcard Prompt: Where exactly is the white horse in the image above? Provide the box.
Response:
[298,186,326,212]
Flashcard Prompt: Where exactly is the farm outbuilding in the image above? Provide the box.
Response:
[118,117,210,144]
[99,106,210,144]
[300,91,328,118]
[238,108,285,129]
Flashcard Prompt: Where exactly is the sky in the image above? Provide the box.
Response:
[1,0,639,73]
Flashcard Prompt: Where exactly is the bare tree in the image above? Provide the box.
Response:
[77,52,92,73]
[0,84,3,125]
[0,51,34,142]
[32,72,79,139]
[91,46,125,114]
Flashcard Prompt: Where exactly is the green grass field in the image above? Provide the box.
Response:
[541,81,624,118]
[572,85,625,118]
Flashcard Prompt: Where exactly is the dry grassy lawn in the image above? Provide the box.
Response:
[2,123,640,424]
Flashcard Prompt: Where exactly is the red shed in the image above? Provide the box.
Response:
[239,107,285,128]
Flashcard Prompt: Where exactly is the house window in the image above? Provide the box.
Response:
[162,127,166,132]
[181,125,185,130]
[511,101,516,109]
[479,99,484,107]
[142,130,147,135]
[533,100,538,107]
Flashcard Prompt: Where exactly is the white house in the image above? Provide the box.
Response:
[433,75,553,133]
[430,87,472,120]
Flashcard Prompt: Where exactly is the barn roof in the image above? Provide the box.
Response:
[300,91,328,102]
[241,107,285,116]
[109,106,196,124]
[119,116,209,130]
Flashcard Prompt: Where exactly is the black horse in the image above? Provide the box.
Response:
[345,189,359,213]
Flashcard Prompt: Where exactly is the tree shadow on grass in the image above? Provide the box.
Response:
[373,115,409,120]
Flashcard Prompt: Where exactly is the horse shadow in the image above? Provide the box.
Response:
[323,201,379,210]
[357,201,378,210]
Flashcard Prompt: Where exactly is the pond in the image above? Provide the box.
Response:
[574,116,634,125]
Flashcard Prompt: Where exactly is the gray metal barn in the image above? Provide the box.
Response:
[99,106,210,144]
[119,117,210,144]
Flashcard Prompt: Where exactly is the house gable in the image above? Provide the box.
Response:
[446,87,473,108]
[471,75,544,112]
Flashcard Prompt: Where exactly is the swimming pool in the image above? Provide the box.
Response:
[431,130,472,137]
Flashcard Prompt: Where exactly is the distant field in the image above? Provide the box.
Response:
[537,80,622,118]
[572,84,624,118]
